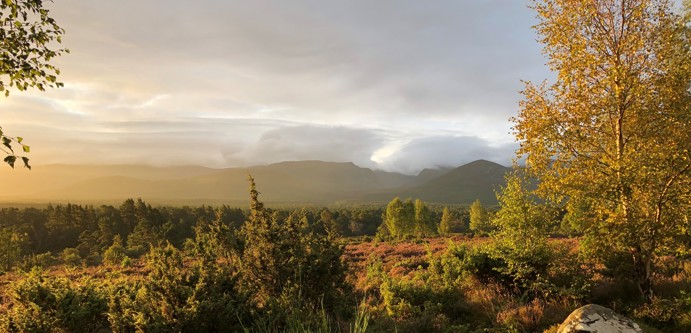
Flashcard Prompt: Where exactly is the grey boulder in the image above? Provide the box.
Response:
[558,304,642,333]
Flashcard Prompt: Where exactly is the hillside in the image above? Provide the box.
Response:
[0,160,508,205]
[409,159,510,204]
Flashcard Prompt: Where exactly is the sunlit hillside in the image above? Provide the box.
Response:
[0,160,509,205]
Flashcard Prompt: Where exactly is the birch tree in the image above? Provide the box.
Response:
[515,0,690,300]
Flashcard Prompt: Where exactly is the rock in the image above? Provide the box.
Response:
[558,304,642,333]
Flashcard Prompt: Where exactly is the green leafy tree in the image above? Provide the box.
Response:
[383,198,438,238]
[438,207,452,236]
[469,199,491,235]
[413,199,436,237]
[401,199,415,236]
[1,0,68,169]
[515,0,691,300]
[383,197,405,238]
[491,171,555,294]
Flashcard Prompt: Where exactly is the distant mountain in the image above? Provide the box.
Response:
[365,160,510,205]
[0,160,509,205]
[0,164,218,199]
[410,160,510,205]
[415,166,454,184]
[372,170,417,188]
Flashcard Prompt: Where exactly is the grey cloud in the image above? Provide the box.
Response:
[5,1,545,171]
[222,125,385,169]
[51,0,546,122]
[377,136,517,175]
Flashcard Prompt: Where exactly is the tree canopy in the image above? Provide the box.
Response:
[515,0,690,300]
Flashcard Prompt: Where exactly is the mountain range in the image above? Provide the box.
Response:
[0,159,510,206]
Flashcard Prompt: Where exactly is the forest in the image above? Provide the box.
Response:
[0,174,689,332]
[1,0,690,331]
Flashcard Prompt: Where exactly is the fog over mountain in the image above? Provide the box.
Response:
[0,160,510,205]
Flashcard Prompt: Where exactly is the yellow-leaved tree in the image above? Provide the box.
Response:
[1,0,68,169]
[514,0,690,301]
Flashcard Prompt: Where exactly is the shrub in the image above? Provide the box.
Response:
[20,252,54,270]
[105,243,249,332]
[632,292,691,332]
[103,235,127,266]
[428,242,506,288]
[378,276,472,332]
[0,268,108,333]
[238,177,352,327]
[60,247,82,266]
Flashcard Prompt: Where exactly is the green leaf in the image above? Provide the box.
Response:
[4,155,16,168]
[21,156,30,170]
[2,137,12,152]
[22,145,29,153]
[16,137,22,143]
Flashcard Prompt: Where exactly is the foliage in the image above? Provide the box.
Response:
[382,197,411,239]
[0,0,67,94]
[469,199,491,235]
[490,172,554,294]
[430,242,507,289]
[381,197,438,239]
[105,242,249,332]
[102,234,127,266]
[414,199,436,237]
[438,207,453,235]
[0,268,108,333]
[238,175,352,327]
[0,127,31,169]
[515,0,691,301]
[632,293,691,331]
[0,0,68,169]
[0,227,26,272]
[378,275,472,332]
[60,247,81,267]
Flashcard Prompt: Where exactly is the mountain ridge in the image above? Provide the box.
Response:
[0,160,509,205]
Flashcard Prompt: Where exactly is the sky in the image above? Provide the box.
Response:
[1,0,553,175]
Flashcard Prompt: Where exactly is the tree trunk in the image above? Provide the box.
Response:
[632,247,654,302]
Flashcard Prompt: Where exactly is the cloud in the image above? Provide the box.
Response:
[0,1,547,172]
[222,125,385,169]
[376,136,517,175]
[48,1,547,125]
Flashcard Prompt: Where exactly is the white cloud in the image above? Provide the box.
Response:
[376,136,517,175]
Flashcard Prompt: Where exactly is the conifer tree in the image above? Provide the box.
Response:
[238,175,349,319]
